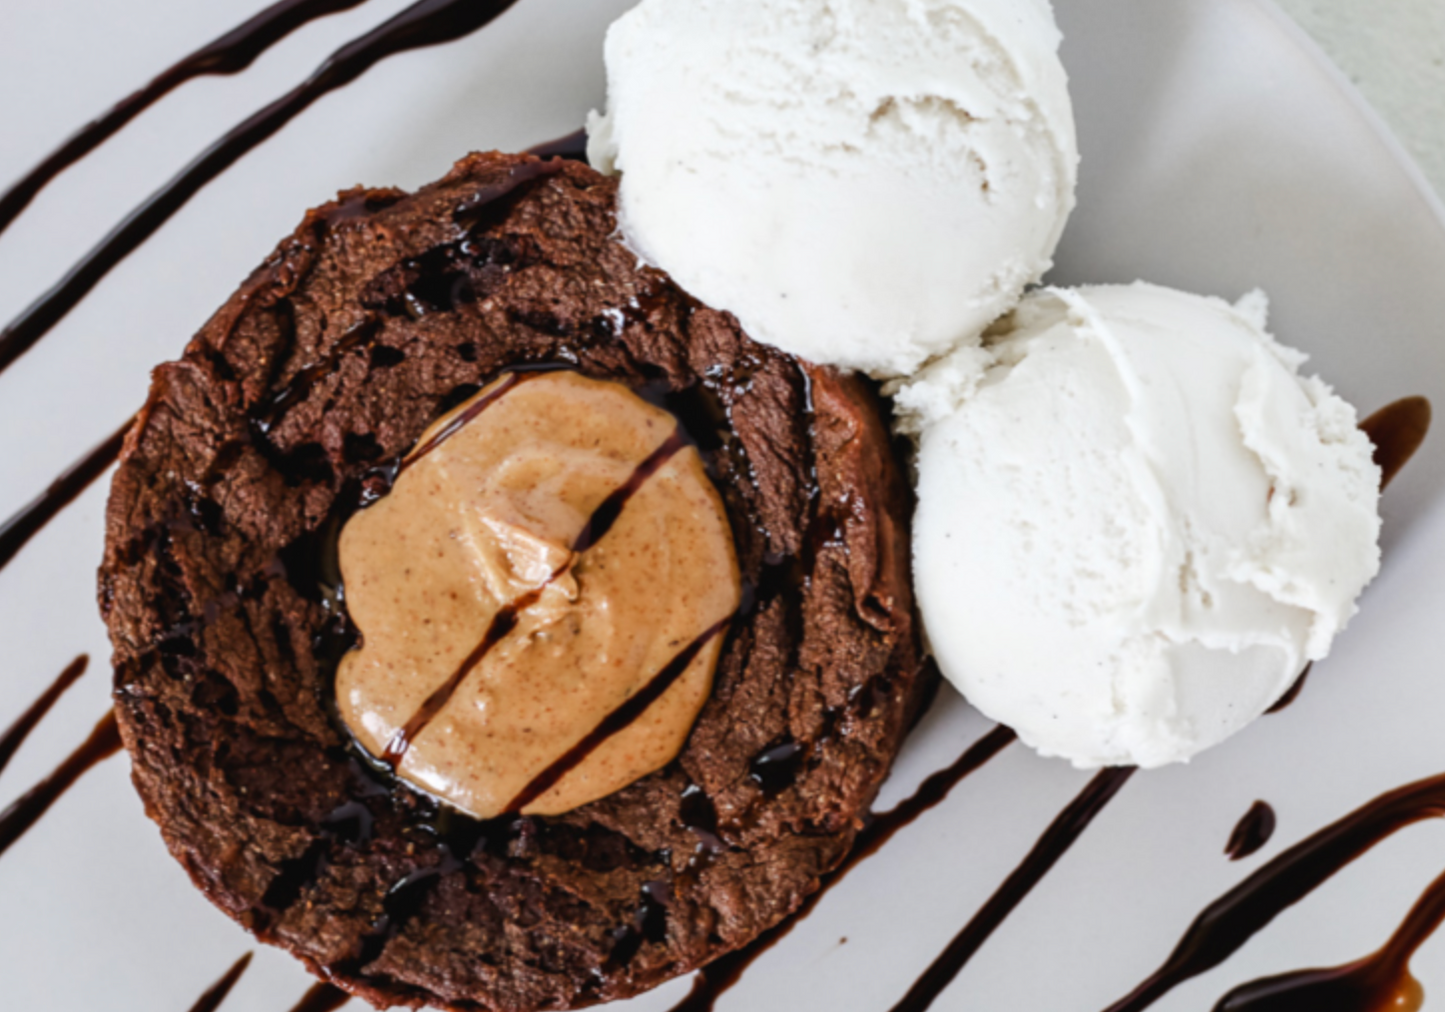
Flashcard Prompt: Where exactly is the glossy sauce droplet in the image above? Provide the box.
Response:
[1225,802,1277,861]
[1362,396,1431,490]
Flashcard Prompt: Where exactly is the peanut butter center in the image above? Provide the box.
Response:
[336,371,740,818]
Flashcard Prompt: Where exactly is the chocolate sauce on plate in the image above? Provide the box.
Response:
[0,0,370,238]
[186,953,253,1012]
[889,766,1137,1012]
[1225,801,1277,862]
[0,656,87,777]
[0,0,525,378]
[0,711,121,859]
[287,982,351,1012]
[1212,866,1445,1012]
[1102,769,1445,1012]
[0,420,130,574]
[1266,665,1312,715]
[1362,397,1432,490]
[665,725,1018,1012]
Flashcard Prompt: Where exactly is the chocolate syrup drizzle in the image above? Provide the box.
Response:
[287,982,351,1012]
[186,953,253,1012]
[0,0,371,238]
[510,614,732,813]
[1102,769,1445,1012]
[1266,665,1312,715]
[0,420,130,574]
[0,0,524,378]
[0,712,121,859]
[1212,866,1445,1011]
[1225,802,1277,862]
[666,725,1018,1012]
[888,767,1137,1012]
[0,656,87,777]
[1361,396,1432,490]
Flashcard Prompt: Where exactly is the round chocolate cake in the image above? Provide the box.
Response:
[99,152,925,1010]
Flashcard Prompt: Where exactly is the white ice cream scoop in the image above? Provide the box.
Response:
[588,0,1078,378]
[893,283,1383,768]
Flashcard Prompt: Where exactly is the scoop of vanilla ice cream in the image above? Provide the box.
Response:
[894,283,1382,768]
[588,0,1078,378]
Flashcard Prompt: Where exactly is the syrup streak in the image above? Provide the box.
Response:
[0,0,372,238]
[506,612,732,814]
[1102,769,1445,1012]
[0,420,130,575]
[0,712,121,859]
[0,656,88,778]
[887,767,1138,1012]
[186,953,253,1012]
[0,0,524,378]
[286,982,351,1012]
[666,725,1018,1012]
[1211,865,1445,1012]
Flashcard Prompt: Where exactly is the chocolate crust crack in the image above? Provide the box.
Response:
[99,152,924,1011]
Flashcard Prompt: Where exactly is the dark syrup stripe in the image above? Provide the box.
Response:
[286,982,351,1012]
[186,953,253,1012]
[1225,801,1277,862]
[0,0,372,239]
[0,0,524,379]
[1212,865,1445,1011]
[0,420,130,574]
[384,426,690,766]
[506,613,733,814]
[0,656,88,778]
[526,129,589,162]
[399,370,524,470]
[666,725,1017,1012]
[1265,664,1311,715]
[0,711,121,859]
[1101,769,1445,1012]
[889,767,1138,1012]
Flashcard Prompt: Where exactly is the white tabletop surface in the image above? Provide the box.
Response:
[1274,0,1445,198]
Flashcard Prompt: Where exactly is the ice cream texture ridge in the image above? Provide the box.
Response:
[588,0,1078,378]
[893,283,1383,768]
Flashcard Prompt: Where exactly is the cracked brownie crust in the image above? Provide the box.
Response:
[99,152,924,1011]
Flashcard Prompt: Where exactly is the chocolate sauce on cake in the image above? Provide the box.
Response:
[1225,802,1277,862]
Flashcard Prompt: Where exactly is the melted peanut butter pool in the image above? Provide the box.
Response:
[336,371,740,818]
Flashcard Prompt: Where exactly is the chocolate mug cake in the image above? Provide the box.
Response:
[99,152,926,1010]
